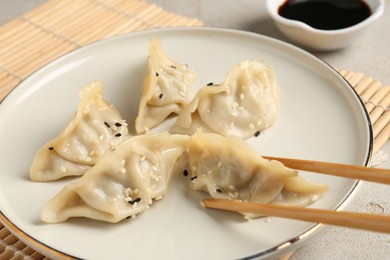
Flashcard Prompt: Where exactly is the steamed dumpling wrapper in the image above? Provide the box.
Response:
[135,38,196,134]
[186,130,328,218]
[41,133,190,223]
[171,60,279,139]
[30,81,129,182]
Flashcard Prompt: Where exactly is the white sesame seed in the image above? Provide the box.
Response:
[131,215,136,219]
[120,168,127,174]
[144,127,150,132]
[229,185,235,190]
[151,174,160,181]
[240,93,245,100]
[244,216,253,222]
[249,123,255,129]
[60,166,67,173]
[217,161,222,168]
[124,187,132,196]
[99,135,104,141]
[155,195,163,200]
[139,155,146,161]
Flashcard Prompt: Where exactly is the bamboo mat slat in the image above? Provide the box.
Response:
[0,1,389,259]
[338,69,390,155]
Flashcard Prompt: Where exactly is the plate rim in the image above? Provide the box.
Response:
[0,26,374,260]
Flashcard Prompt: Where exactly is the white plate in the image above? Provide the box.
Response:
[0,28,372,259]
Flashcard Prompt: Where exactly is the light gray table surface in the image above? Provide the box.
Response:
[0,1,389,259]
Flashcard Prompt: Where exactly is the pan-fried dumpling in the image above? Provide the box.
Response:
[171,60,279,139]
[186,130,328,218]
[30,81,129,182]
[135,38,196,134]
[41,133,189,223]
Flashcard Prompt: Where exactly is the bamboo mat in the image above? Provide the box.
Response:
[0,0,389,259]
[338,69,390,156]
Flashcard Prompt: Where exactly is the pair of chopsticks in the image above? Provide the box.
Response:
[203,156,390,233]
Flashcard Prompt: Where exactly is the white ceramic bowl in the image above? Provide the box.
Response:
[266,0,384,51]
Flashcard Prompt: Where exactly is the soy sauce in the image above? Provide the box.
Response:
[278,0,372,30]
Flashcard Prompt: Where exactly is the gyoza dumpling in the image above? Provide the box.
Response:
[171,60,279,139]
[30,81,129,182]
[135,38,196,134]
[186,130,328,217]
[41,133,189,223]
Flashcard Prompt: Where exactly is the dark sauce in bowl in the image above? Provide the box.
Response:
[278,0,372,30]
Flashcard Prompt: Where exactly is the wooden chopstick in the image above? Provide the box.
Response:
[263,156,390,185]
[203,199,390,233]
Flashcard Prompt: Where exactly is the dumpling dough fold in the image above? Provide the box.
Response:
[30,81,128,182]
[41,133,189,223]
[186,130,328,218]
[171,60,279,139]
[135,38,196,134]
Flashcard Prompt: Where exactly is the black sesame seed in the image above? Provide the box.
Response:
[215,188,223,193]
[183,169,188,177]
[190,176,197,181]
[104,122,110,128]
[48,146,54,151]
[126,216,131,219]
[207,82,213,86]
[159,93,164,99]
[115,133,122,137]
[171,65,177,69]
[156,72,159,77]
[115,122,122,127]
[254,131,261,137]
[128,197,141,205]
